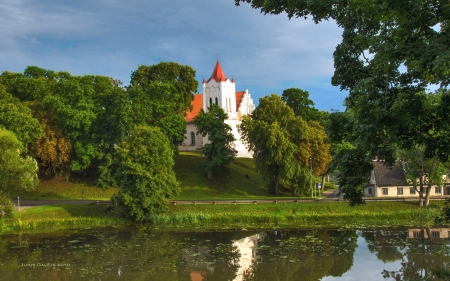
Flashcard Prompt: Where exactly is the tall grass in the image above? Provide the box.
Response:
[0,205,129,234]
[150,201,444,229]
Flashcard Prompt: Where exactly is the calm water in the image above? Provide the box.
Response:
[1,227,450,281]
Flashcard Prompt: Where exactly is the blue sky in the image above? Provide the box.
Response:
[0,0,348,111]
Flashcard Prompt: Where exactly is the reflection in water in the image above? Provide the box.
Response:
[0,227,450,280]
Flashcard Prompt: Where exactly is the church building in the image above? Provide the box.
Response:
[179,61,256,157]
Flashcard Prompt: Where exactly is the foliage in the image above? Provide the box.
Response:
[30,110,71,177]
[111,126,180,221]
[0,196,14,219]
[0,129,39,201]
[235,0,450,207]
[194,104,237,179]
[127,62,198,151]
[239,94,304,194]
[281,88,321,122]
[239,94,330,196]
[0,84,42,147]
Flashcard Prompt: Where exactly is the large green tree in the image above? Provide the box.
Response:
[239,94,306,195]
[235,0,450,206]
[127,62,198,152]
[194,104,237,180]
[111,126,180,221]
[0,128,38,216]
[0,84,42,148]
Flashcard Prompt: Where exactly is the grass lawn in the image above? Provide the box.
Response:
[13,152,297,201]
[0,204,129,234]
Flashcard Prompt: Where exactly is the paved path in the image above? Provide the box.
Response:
[13,199,110,211]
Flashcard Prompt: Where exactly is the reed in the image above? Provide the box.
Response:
[150,201,444,228]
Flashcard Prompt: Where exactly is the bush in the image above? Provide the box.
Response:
[0,196,14,219]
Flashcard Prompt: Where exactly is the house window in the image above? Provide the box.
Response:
[382,188,388,195]
[397,187,403,195]
[435,186,442,194]
[368,188,373,195]
[215,97,218,105]
[209,98,212,107]
[410,187,416,195]
[190,132,195,145]
[413,231,422,238]
[432,231,440,238]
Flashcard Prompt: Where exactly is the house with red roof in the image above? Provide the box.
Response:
[179,61,255,157]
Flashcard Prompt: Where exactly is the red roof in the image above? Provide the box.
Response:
[207,60,228,82]
[185,92,244,121]
[185,94,203,122]
[235,91,244,110]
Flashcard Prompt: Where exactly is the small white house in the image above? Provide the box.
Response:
[363,160,448,198]
[178,61,255,157]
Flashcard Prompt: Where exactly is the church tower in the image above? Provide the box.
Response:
[202,60,238,120]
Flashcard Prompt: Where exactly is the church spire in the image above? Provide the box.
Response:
[207,60,228,82]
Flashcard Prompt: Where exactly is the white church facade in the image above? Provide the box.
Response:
[178,61,255,157]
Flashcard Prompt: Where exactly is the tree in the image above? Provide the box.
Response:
[239,94,306,195]
[111,126,180,221]
[0,128,38,216]
[194,104,237,179]
[0,84,42,148]
[399,146,447,207]
[127,62,198,152]
[281,88,320,122]
[235,0,450,206]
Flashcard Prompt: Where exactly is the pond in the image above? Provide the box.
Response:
[1,227,449,280]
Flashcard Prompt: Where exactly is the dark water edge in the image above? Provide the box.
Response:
[1,226,450,281]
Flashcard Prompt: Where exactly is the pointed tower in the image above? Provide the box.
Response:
[202,61,237,119]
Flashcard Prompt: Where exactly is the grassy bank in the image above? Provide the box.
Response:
[2,201,444,234]
[152,201,446,229]
[0,204,129,234]
[12,152,278,200]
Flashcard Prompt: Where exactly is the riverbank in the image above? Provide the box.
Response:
[1,201,446,234]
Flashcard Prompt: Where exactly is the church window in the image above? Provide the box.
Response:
[209,98,212,107]
[190,132,195,145]
[215,97,218,105]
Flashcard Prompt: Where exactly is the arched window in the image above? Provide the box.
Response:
[190,132,195,145]
[209,98,212,107]
[215,97,218,105]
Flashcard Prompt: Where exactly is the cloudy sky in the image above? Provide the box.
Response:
[0,0,348,111]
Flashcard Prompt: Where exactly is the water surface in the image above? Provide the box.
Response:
[1,227,449,280]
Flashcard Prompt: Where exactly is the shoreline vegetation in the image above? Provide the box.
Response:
[0,201,446,235]
[3,152,448,234]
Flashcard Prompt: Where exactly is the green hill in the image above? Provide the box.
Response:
[174,152,268,199]
[14,152,274,200]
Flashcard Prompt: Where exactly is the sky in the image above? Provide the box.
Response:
[0,0,348,111]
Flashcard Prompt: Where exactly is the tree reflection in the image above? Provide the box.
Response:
[379,228,450,281]
[242,229,358,281]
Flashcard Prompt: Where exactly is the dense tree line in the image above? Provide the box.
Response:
[0,63,196,219]
[236,0,450,206]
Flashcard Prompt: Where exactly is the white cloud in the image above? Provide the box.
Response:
[0,0,346,111]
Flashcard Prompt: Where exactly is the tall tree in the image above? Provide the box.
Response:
[281,88,320,122]
[235,0,450,206]
[111,126,180,221]
[0,128,39,199]
[128,62,198,152]
[239,94,306,195]
[194,104,237,179]
[0,84,42,148]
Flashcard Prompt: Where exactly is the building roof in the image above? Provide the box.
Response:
[207,60,228,82]
[185,94,203,122]
[235,91,245,110]
[373,161,406,186]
